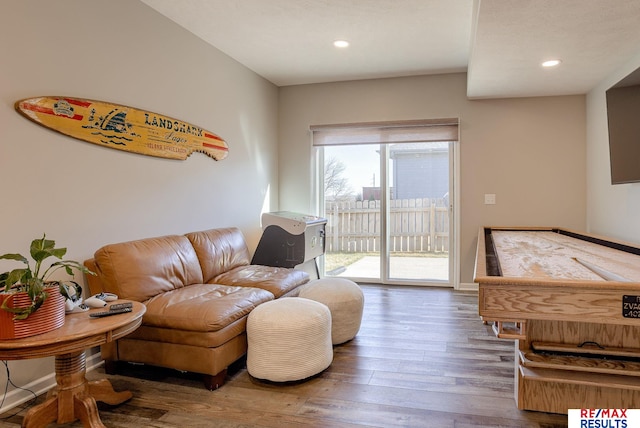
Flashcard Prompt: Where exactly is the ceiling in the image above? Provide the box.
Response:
[140,0,640,99]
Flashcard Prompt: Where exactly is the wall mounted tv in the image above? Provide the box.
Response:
[606,66,640,185]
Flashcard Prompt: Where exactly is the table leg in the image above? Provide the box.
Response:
[73,393,106,428]
[21,396,58,428]
[87,378,132,405]
[21,350,132,428]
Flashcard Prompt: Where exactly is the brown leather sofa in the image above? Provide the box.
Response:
[84,227,310,389]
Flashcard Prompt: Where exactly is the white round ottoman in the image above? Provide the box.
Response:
[299,278,364,345]
[246,297,333,382]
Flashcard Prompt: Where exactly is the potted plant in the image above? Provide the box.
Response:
[0,234,95,339]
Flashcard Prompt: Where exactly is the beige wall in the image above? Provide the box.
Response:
[586,51,640,243]
[0,0,277,407]
[278,73,587,286]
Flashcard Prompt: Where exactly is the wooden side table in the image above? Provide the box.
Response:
[0,301,145,427]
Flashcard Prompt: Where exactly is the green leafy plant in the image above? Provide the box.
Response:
[0,234,95,320]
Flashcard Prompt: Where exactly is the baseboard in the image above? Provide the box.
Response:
[457,282,478,292]
[0,352,104,413]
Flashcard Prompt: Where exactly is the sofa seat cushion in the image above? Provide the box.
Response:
[211,265,310,298]
[143,283,273,332]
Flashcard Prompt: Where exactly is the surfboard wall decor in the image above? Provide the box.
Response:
[15,96,228,161]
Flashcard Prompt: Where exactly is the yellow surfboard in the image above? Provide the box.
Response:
[15,96,228,161]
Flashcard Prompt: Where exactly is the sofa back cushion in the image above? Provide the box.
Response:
[185,227,251,283]
[93,234,204,302]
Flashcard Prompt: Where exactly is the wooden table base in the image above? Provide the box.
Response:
[22,351,132,428]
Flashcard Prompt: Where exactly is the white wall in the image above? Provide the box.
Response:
[0,0,278,408]
[278,73,587,286]
[586,51,640,243]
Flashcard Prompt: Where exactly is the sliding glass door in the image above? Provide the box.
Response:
[388,142,450,282]
[320,141,452,285]
[323,144,382,281]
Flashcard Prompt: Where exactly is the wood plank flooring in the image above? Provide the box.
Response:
[0,285,568,427]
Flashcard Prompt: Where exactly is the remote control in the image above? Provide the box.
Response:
[109,302,133,311]
[90,307,132,318]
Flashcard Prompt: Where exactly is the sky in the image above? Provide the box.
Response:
[324,145,385,194]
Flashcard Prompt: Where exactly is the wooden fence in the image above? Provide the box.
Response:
[325,198,449,254]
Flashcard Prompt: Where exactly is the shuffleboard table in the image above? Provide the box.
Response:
[474,226,640,414]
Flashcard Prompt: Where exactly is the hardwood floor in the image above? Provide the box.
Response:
[0,285,568,427]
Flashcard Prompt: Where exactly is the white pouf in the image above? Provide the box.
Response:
[246,297,333,382]
[299,278,364,345]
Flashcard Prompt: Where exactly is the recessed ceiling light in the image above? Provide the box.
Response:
[334,40,349,48]
[542,59,561,67]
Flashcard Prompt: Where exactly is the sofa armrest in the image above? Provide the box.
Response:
[83,258,105,296]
